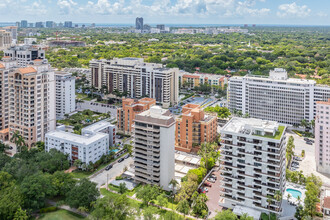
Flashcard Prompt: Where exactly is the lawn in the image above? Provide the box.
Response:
[254,125,285,140]
[39,210,85,220]
[76,93,94,101]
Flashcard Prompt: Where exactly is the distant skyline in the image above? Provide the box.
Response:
[0,0,329,25]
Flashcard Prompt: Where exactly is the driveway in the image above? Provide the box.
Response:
[90,157,133,188]
[288,132,330,187]
[77,100,117,117]
[205,169,223,218]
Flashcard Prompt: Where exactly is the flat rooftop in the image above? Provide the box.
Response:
[222,117,285,140]
[46,130,108,145]
[135,106,175,127]
[82,120,113,133]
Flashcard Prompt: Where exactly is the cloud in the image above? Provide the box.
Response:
[277,2,311,18]
[77,0,269,18]
[57,0,77,14]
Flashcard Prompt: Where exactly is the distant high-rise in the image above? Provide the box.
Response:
[135,17,143,30]
[28,23,34,28]
[35,22,43,28]
[46,21,54,28]
[64,21,73,28]
[156,24,165,30]
[15,22,20,28]
[21,20,28,28]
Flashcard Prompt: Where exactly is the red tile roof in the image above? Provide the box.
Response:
[324,197,330,209]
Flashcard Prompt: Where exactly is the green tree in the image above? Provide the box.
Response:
[90,194,135,220]
[10,131,26,153]
[20,173,56,210]
[51,171,76,196]
[119,182,127,194]
[13,207,28,220]
[156,194,168,207]
[176,199,190,217]
[136,185,160,205]
[66,178,100,209]
[295,205,305,220]
[214,209,237,220]
[240,213,254,220]
[191,192,208,217]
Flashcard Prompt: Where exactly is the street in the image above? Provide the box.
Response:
[90,157,133,188]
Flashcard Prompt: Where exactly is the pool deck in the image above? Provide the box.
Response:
[284,182,306,206]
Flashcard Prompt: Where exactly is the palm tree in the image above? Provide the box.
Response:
[169,179,178,211]
[274,190,282,204]
[287,193,291,203]
[297,195,301,205]
[267,195,273,209]
[10,131,26,153]
[300,119,309,131]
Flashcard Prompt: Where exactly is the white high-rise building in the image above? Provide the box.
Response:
[4,45,45,67]
[220,117,287,215]
[315,99,330,174]
[228,68,330,125]
[133,106,175,190]
[90,58,179,108]
[55,72,76,119]
[45,121,114,164]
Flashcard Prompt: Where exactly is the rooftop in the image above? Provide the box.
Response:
[18,67,37,74]
[135,106,175,127]
[46,129,108,146]
[222,117,285,140]
[324,197,330,209]
[82,120,114,134]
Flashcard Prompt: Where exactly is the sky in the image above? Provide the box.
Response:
[0,0,329,25]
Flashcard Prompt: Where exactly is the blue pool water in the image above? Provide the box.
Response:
[109,149,119,153]
[286,188,302,199]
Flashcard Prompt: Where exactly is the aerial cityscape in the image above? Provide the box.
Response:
[0,1,330,220]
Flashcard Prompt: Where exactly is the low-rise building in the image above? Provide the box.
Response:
[175,104,218,152]
[55,72,75,119]
[117,98,156,134]
[133,106,175,191]
[45,120,114,164]
[178,71,228,89]
[4,45,45,67]
[315,99,330,174]
[220,117,287,215]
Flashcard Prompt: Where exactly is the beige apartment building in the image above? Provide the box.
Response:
[175,104,218,153]
[0,30,12,50]
[0,59,56,147]
[117,98,156,134]
[90,58,179,108]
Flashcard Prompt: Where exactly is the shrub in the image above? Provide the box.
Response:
[115,175,123,180]
[301,150,305,157]
[39,207,57,213]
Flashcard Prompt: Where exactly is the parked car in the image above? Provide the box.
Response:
[306,141,312,145]
[198,188,206,194]
[118,158,124,163]
[290,167,298,171]
[210,174,217,179]
[204,182,212,187]
[124,154,130,159]
[204,187,209,192]
[105,164,113,171]
[294,156,302,161]
[304,138,309,141]
[207,178,216,183]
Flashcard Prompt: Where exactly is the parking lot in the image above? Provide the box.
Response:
[204,169,223,218]
[288,132,330,186]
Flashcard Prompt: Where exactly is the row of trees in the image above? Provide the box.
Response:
[204,105,231,119]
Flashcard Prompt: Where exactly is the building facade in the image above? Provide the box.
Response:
[0,30,12,50]
[175,104,217,152]
[8,60,56,147]
[45,121,113,164]
[4,45,45,67]
[133,106,175,190]
[315,99,330,174]
[220,117,286,214]
[178,71,228,89]
[81,120,116,147]
[117,98,156,134]
[135,17,143,30]
[2,26,17,41]
[90,58,179,108]
[55,72,76,119]
[228,68,330,125]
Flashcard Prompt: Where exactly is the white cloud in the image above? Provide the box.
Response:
[57,0,77,14]
[277,2,311,18]
[317,11,328,17]
[77,0,269,18]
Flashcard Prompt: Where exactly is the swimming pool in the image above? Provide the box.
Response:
[286,188,302,199]
[109,149,119,153]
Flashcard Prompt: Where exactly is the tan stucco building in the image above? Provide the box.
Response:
[175,104,217,153]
